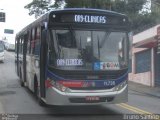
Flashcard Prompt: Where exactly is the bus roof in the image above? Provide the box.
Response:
[48,8,126,16]
[16,8,128,36]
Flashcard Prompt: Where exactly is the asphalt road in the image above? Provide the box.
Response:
[0,51,159,120]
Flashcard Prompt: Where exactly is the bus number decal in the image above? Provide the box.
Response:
[104,81,115,86]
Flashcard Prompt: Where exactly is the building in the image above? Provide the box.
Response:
[151,0,160,23]
[129,24,160,87]
[151,0,160,13]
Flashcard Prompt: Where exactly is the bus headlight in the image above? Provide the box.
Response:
[114,80,127,91]
[55,81,68,92]
[46,78,69,92]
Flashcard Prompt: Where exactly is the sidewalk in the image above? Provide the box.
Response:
[128,81,160,98]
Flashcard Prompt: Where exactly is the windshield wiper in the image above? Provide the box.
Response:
[69,27,77,48]
[99,32,110,48]
[97,36,101,61]
[55,32,61,58]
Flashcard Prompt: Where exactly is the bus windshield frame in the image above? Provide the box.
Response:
[48,27,129,71]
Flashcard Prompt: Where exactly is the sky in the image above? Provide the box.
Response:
[0,0,35,34]
[0,0,151,40]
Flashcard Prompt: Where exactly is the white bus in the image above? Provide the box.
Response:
[0,40,4,62]
[15,8,131,106]
[3,29,15,51]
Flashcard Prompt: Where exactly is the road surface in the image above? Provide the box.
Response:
[0,51,159,120]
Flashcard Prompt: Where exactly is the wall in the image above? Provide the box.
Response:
[129,47,153,86]
[129,72,151,86]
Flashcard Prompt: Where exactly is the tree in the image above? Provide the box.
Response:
[111,0,153,32]
[63,0,113,9]
[25,0,145,17]
[54,0,152,32]
[24,0,158,33]
[24,0,54,18]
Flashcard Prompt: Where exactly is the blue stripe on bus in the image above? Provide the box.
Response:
[46,70,128,88]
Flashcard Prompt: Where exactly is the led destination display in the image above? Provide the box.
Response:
[50,12,128,25]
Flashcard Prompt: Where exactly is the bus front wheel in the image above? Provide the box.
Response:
[20,70,24,87]
[34,79,46,107]
[38,98,46,107]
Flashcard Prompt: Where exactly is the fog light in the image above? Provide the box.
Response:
[46,78,69,92]
[61,86,67,92]
[114,81,127,91]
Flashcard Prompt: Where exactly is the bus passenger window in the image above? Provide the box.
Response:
[27,31,31,54]
[34,27,40,55]
[31,28,35,54]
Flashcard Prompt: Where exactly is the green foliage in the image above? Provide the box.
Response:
[65,0,91,8]
[24,0,160,33]
[24,0,52,18]
[52,0,64,8]
[112,0,146,14]
[54,0,112,9]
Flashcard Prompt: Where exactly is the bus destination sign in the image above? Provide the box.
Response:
[74,15,106,24]
[50,12,127,25]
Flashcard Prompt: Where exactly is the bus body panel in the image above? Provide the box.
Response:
[45,85,128,105]
[0,41,5,62]
[26,55,40,92]
[0,51,4,62]
[0,42,5,62]
[26,55,34,91]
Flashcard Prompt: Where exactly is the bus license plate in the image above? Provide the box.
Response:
[85,96,100,101]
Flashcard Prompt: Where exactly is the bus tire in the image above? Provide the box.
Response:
[34,79,38,97]
[38,98,46,107]
[34,77,46,107]
[20,81,24,87]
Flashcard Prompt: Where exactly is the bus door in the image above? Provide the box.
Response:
[19,38,23,78]
[26,27,41,92]
[22,34,28,85]
[15,39,19,75]
[26,29,35,91]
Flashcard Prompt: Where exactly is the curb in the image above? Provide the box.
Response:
[128,87,160,98]
[0,101,4,113]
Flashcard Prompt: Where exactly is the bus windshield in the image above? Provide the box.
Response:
[49,29,128,71]
[0,44,4,52]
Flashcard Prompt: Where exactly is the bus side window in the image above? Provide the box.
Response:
[19,38,22,54]
[15,39,17,53]
[15,39,19,54]
[23,34,28,55]
[27,31,31,54]
[22,38,24,54]
[31,28,35,54]
[34,27,40,56]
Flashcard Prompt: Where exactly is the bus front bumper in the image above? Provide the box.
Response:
[44,85,128,105]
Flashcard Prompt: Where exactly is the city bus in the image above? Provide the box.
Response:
[15,8,131,106]
[0,40,4,62]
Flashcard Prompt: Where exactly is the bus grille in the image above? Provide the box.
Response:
[48,67,127,80]
[61,70,127,80]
